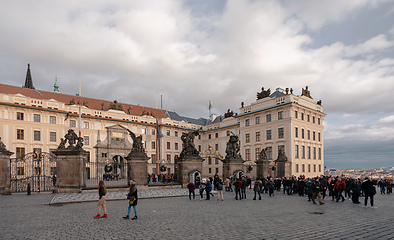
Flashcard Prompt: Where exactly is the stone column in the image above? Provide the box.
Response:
[125,153,150,186]
[53,149,88,193]
[0,148,13,195]
[222,157,245,179]
[177,156,204,187]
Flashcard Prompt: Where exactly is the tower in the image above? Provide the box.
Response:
[23,63,35,89]
[54,76,59,93]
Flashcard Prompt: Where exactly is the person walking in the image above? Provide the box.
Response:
[187,181,196,200]
[361,177,377,208]
[216,179,224,201]
[94,180,107,218]
[349,178,361,204]
[311,178,324,205]
[241,177,247,199]
[233,178,242,200]
[205,180,212,200]
[334,178,346,202]
[268,178,275,197]
[124,180,138,220]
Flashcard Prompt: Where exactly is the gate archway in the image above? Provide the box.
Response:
[10,151,56,192]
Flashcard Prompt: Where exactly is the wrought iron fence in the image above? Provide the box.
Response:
[84,161,129,189]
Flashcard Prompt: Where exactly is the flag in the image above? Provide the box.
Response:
[209,101,212,110]
[156,119,163,139]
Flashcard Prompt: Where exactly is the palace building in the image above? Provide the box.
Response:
[0,65,325,184]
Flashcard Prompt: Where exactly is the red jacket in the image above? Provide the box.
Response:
[233,180,242,189]
[334,180,346,191]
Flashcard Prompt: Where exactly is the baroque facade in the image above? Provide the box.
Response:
[0,66,325,179]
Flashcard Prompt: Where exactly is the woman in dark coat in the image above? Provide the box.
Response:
[349,179,361,204]
[124,180,138,220]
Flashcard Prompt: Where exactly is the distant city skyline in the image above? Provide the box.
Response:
[1,1,393,169]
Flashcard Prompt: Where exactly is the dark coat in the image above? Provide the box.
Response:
[361,180,377,196]
[127,186,138,206]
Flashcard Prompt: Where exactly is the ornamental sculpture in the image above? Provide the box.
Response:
[224,109,234,118]
[127,129,144,153]
[225,133,242,159]
[301,86,312,99]
[257,87,271,100]
[57,129,84,150]
[180,130,200,158]
[0,137,7,150]
[200,144,223,159]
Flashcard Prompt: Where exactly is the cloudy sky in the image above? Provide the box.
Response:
[1,0,393,169]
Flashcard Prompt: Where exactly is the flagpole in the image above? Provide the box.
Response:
[78,82,81,137]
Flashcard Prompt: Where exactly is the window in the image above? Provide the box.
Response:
[175,131,178,137]
[167,154,171,162]
[215,159,219,165]
[278,128,284,138]
[245,133,250,143]
[245,119,250,126]
[266,114,271,122]
[318,148,322,160]
[266,147,272,159]
[256,116,260,124]
[50,116,56,124]
[34,130,41,141]
[255,148,261,160]
[84,136,89,145]
[142,129,146,134]
[307,147,311,159]
[296,164,299,173]
[266,129,272,140]
[215,144,219,151]
[208,157,212,165]
[313,147,316,159]
[295,145,299,158]
[278,111,283,120]
[301,129,305,139]
[209,134,211,139]
[151,142,156,149]
[245,149,251,161]
[318,118,321,125]
[151,154,156,163]
[216,168,219,174]
[278,145,285,155]
[319,165,322,172]
[295,111,298,119]
[313,131,316,141]
[301,113,304,120]
[167,142,170,149]
[307,115,310,122]
[209,168,212,174]
[50,132,56,142]
[256,131,260,142]
[166,130,170,136]
[17,112,24,120]
[308,164,311,172]
[313,116,315,123]
[318,132,321,142]
[307,130,310,140]
[295,127,298,138]
[302,164,305,172]
[215,133,219,138]
[83,122,89,129]
[17,129,24,140]
[16,147,25,158]
[175,143,178,150]
[70,120,76,127]
[151,129,156,135]
[302,146,305,159]
[34,114,41,122]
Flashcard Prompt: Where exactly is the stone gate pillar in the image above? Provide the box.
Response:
[177,156,204,187]
[125,153,149,186]
[52,129,88,193]
[222,158,245,179]
[0,138,13,195]
[274,151,290,178]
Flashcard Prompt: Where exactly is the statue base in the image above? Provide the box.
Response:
[125,152,150,186]
[177,156,204,187]
[221,157,245,179]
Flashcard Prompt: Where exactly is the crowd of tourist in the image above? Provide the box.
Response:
[186,174,393,208]
[147,173,177,184]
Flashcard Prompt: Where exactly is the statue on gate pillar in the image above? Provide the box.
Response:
[180,130,200,159]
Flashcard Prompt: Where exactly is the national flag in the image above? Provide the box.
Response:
[209,101,212,110]
[156,119,163,139]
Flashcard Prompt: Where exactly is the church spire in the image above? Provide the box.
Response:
[54,75,59,93]
[23,63,35,89]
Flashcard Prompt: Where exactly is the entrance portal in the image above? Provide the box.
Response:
[189,170,201,185]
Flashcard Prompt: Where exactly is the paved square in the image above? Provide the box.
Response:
[1,189,393,239]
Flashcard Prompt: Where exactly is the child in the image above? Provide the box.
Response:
[94,180,107,218]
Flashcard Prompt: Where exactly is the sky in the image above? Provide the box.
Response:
[1,0,394,169]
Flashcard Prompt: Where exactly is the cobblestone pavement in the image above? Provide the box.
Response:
[50,188,189,204]
[1,189,393,240]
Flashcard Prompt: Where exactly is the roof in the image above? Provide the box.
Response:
[0,83,166,119]
[166,111,208,126]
